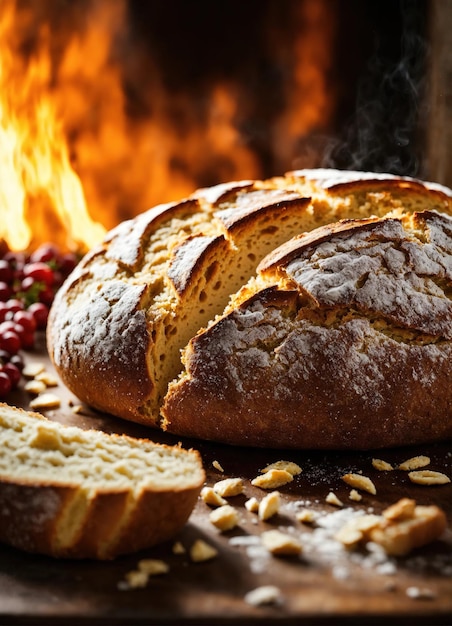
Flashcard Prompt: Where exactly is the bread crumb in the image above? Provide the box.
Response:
[335,514,381,548]
[383,498,416,521]
[201,486,228,507]
[22,362,45,379]
[35,371,59,387]
[408,470,450,485]
[349,489,362,502]
[342,473,376,495]
[370,501,447,556]
[172,541,186,554]
[212,460,224,472]
[209,505,239,532]
[137,559,169,576]
[372,458,394,471]
[124,570,149,589]
[245,497,259,513]
[326,492,343,507]
[244,585,282,606]
[24,380,47,395]
[251,469,293,489]
[295,508,316,524]
[213,477,243,497]
[258,491,280,521]
[29,393,61,410]
[190,539,218,562]
[398,456,431,471]
[261,530,302,556]
[261,461,302,476]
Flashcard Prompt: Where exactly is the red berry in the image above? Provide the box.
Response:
[0,331,21,354]
[28,302,49,329]
[6,299,25,314]
[20,276,37,292]
[9,353,24,371]
[13,310,37,333]
[30,243,60,265]
[60,253,78,276]
[0,260,13,283]
[0,321,17,334]
[38,287,54,307]
[3,251,26,270]
[23,262,54,287]
[0,349,11,364]
[0,371,12,396]
[2,362,21,388]
[14,324,34,349]
[0,282,12,302]
[0,302,8,323]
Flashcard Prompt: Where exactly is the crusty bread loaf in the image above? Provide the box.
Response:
[47,169,452,448]
[163,210,452,449]
[0,403,204,559]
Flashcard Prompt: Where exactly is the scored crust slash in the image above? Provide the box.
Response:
[47,169,452,449]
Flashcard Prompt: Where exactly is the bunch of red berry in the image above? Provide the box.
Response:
[0,242,79,397]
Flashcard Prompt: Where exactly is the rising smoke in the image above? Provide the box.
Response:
[324,0,428,178]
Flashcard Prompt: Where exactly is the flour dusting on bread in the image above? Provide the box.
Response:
[46,169,452,449]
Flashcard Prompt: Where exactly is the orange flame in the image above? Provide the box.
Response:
[0,0,335,252]
[0,0,106,251]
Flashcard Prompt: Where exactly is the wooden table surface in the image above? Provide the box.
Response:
[0,336,451,625]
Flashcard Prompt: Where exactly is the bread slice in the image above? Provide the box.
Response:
[47,169,452,436]
[162,210,452,449]
[0,403,204,559]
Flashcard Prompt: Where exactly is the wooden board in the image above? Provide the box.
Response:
[0,335,451,625]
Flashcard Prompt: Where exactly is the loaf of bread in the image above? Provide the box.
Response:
[47,169,452,449]
[163,210,452,449]
[0,403,204,559]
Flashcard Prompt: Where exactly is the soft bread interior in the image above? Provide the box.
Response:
[0,405,204,558]
[0,410,202,489]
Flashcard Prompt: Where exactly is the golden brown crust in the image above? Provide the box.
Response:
[0,404,205,559]
[47,170,452,448]
[162,211,452,449]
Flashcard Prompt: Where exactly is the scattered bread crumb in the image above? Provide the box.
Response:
[335,514,382,549]
[349,489,362,502]
[172,541,186,555]
[261,530,302,556]
[201,486,228,507]
[398,456,431,471]
[123,570,149,589]
[137,559,169,576]
[326,492,343,507]
[35,371,59,387]
[213,477,243,497]
[190,539,218,562]
[24,380,46,395]
[295,508,316,524]
[209,505,239,532]
[29,393,61,410]
[212,460,224,472]
[342,473,376,495]
[245,497,260,513]
[251,469,293,489]
[383,498,416,521]
[372,458,394,471]
[258,491,280,521]
[408,470,450,485]
[22,362,45,379]
[244,585,282,606]
[370,502,447,556]
[261,461,302,476]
